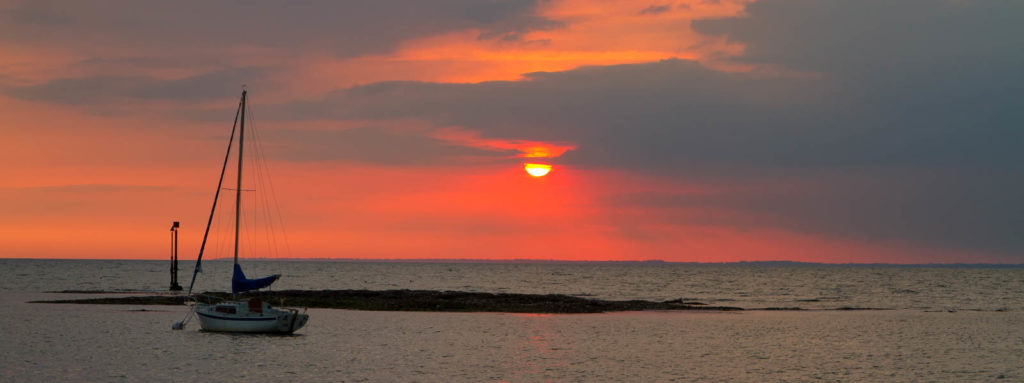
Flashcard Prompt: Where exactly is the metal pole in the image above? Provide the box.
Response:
[170,221,182,291]
[173,227,178,284]
[170,228,173,280]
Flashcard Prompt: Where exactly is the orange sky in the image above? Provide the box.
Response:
[1,0,1019,263]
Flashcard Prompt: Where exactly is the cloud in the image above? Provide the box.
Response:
[694,0,1024,75]
[689,0,1024,174]
[1,0,755,96]
[639,4,673,15]
[4,67,269,104]
[268,59,829,174]
[0,0,555,58]
[260,0,1024,257]
[605,170,1024,255]
[268,126,516,165]
[269,50,1020,176]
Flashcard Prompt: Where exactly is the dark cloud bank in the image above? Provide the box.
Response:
[0,0,558,104]
[270,0,1024,259]
[0,0,556,57]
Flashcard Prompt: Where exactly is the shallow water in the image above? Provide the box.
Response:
[2,260,1023,382]
[3,293,1022,382]
[3,259,1023,311]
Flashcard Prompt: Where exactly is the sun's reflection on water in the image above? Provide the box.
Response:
[503,313,577,382]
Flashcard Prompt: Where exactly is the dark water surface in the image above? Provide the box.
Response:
[2,259,1023,381]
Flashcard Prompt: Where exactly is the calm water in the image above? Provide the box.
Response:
[2,259,1023,382]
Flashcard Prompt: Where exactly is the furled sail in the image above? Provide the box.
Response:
[231,264,279,294]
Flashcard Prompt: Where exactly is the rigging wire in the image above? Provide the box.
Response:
[246,104,296,261]
[248,105,285,261]
[244,101,268,263]
[245,107,267,260]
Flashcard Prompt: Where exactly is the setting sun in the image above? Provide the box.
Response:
[524,163,552,177]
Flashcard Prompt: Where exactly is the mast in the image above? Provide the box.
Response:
[234,90,246,266]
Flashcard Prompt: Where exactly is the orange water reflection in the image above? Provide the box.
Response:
[502,313,576,382]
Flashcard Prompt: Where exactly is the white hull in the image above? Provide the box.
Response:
[195,300,308,334]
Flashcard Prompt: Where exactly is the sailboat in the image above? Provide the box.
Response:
[175,89,309,334]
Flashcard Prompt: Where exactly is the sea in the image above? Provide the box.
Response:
[1,259,1022,382]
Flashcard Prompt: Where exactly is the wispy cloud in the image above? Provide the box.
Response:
[639,4,673,15]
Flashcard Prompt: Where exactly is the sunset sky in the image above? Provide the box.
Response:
[1,0,1021,263]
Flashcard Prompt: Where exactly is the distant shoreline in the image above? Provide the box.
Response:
[4,258,1024,268]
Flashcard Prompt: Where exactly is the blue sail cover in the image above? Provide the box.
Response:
[232,264,280,294]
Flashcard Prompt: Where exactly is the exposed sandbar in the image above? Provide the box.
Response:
[33,289,742,313]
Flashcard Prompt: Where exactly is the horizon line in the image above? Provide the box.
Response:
[2,257,1023,267]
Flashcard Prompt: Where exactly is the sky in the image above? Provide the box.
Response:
[1,0,1021,263]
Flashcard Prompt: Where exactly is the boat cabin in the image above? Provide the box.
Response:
[213,299,269,316]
